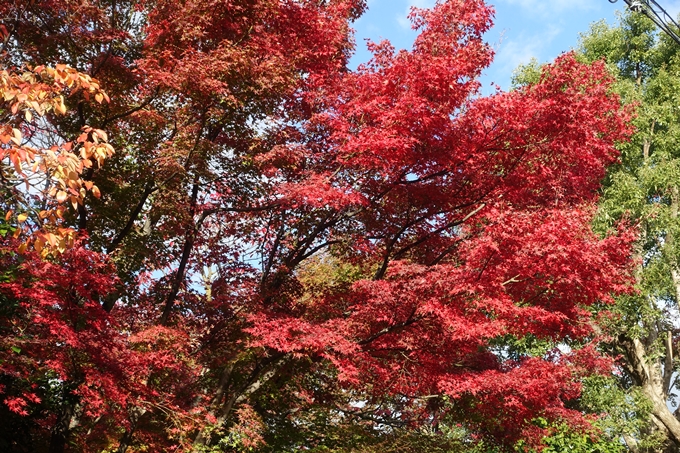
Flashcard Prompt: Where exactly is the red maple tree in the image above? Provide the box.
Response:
[0,0,634,451]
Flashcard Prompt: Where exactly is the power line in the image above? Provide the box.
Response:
[609,0,680,45]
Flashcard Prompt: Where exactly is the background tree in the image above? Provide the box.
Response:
[0,0,636,452]
[568,10,680,453]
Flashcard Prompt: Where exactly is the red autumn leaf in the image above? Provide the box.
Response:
[0,0,635,452]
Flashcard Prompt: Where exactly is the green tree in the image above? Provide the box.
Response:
[575,10,680,453]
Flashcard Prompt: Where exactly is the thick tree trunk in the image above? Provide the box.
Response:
[618,139,680,452]
[623,433,641,453]
[115,407,147,453]
[191,355,289,451]
[47,392,78,453]
[621,334,680,449]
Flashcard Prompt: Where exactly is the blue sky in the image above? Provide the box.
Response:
[350,0,680,92]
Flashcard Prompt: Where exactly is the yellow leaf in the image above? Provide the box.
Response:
[56,98,66,115]
[92,185,101,198]
[95,93,104,104]
[24,110,32,122]
[10,128,21,145]
[17,213,28,223]
[56,190,68,203]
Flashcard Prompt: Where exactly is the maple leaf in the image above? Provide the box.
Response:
[0,0,635,452]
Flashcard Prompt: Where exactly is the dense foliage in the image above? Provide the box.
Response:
[0,0,635,451]
[574,10,680,453]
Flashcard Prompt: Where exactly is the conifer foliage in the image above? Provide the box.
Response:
[0,0,634,451]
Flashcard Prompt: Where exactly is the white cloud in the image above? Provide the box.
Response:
[495,38,542,74]
[493,25,562,76]
[407,0,436,7]
[397,14,411,29]
[499,0,594,15]
[397,0,436,29]
[658,0,680,22]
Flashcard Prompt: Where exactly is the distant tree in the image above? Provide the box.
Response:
[575,10,680,453]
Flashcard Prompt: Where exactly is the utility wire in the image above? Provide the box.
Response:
[609,0,680,46]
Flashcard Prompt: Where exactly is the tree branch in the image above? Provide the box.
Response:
[102,89,159,127]
[663,330,674,397]
[107,182,158,253]
[159,179,199,325]
[358,311,423,346]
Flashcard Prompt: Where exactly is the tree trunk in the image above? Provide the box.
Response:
[47,391,78,453]
[191,355,289,451]
[621,334,680,450]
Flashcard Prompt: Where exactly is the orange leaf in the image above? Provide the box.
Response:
[46,233,57,247]
[56,99,66,115]
[34,237,45,253]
